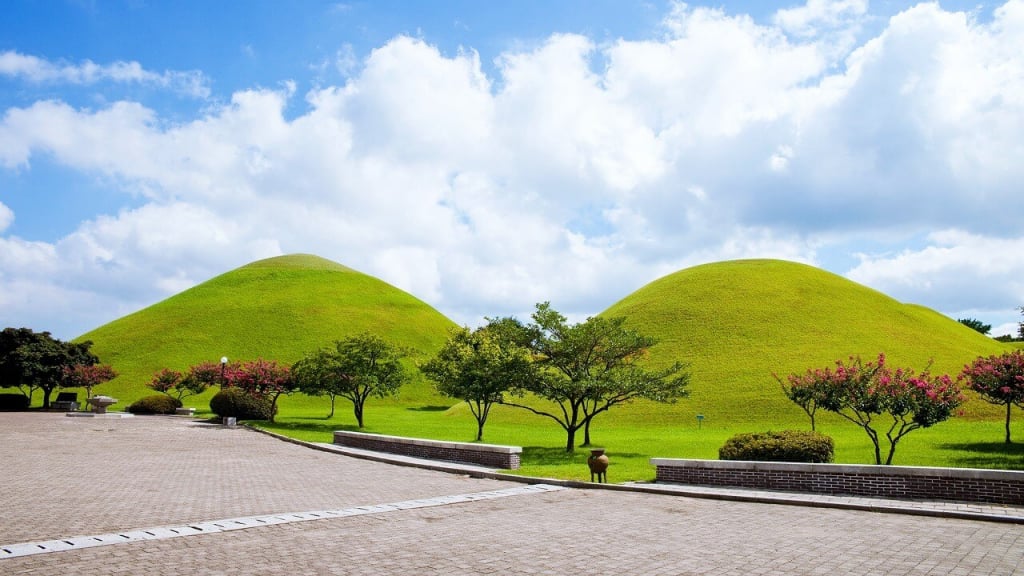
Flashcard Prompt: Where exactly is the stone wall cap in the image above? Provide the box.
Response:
[334,430,522,454]
[649,458,1024,481]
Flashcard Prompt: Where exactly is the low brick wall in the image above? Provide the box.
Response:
[650,459,1024,505]
[334,431,521,470]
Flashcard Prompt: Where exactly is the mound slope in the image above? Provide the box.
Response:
[602,259,1011,424]
[78,254,455,403]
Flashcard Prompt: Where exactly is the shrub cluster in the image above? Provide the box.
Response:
[128,394,182,415]
[0,393,30,411]
[209,387,275,421]
[719,430,834,463]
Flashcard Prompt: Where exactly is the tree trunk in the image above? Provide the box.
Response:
[41,387,53,409]
[327,395,336,419]
[1006,402,1013,444]
[581,418,592,447]
[476,419,485,442]
[354,403,364,428]
[565,428,576,452]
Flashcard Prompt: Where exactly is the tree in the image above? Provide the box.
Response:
[62,364,117,402]
[291,349,343,419]
[421,322,535,441]
[776,370,825,431]
[781,354,964,465]
[148,362,216,403]
[222,358,294,423]
[0,327,44,401]
[1019,306,1024,340]
[500,303,690,452]
[959,350,1024,443]
[0,328,98,408]
[291,334,408,428]
[957,318,991,335]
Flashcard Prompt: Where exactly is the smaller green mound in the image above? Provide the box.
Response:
[603,259,1012,426]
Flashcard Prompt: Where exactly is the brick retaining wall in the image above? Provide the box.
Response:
[334,431,521,470]
[650,459,1024,505]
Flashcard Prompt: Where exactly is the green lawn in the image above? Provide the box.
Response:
[247,391,1024,483]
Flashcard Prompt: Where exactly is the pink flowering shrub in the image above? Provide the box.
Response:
[781,354,964,465]
[959,350,1024,443]
[221,358,294,422]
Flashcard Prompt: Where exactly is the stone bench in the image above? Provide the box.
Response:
[650,458,1024,506]
[333,431,521,470]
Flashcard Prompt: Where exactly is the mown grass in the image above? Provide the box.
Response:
[252,392,1024,482]
[66,255,1023,480]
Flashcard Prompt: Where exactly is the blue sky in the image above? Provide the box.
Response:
[2,0,1023,340]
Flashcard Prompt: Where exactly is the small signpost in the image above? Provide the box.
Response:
[696,414,705,429]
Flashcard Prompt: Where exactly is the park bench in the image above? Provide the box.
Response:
[52,392,79,411]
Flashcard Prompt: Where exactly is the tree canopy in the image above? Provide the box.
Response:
[291,333,408,428]
[0,327,99,408]
[421,321,535,441]
[500,303,690,452]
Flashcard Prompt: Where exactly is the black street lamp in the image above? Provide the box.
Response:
[220,356,228,387]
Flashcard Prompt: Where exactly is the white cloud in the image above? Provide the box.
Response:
[0,202,12,233]
[0,51,210,98]
[2,3,1024,339]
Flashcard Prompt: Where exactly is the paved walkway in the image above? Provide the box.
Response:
[2,413,1022,575]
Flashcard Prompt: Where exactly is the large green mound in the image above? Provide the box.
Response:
[79,254,456,403]
[602,259,1011,424]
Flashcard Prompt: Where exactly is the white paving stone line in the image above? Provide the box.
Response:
[0,483,566,560]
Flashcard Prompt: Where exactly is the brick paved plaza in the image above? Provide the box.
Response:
[2,413,1022,575]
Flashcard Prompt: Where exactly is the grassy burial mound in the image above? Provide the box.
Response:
[602,259,1012,427]
[77,254,456,405]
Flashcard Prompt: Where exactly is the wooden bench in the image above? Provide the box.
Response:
[52,392,79,411]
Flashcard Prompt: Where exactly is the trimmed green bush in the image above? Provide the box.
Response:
[719,430,834,463]
[0,393,30,411]
[209,387,275,421]
[128,394,182,415]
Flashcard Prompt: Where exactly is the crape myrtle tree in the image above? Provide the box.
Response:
[776,370,824,431]
[0,327,99,408]
[781,353,964,465]
[420,322,535,441]
[291,334,408,428]
[148,361,220,403]
[62,364,117,403]
[500,303,690,453]
[959,350,1024,443]
[222,358,294,423]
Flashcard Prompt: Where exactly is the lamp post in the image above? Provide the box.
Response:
[220,356,228,387]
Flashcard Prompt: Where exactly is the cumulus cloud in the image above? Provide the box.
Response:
[0,50,210,98]
[2,2,1024,338]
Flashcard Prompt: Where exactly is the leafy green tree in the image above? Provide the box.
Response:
[501,303,690,452]
[959,350,1024,443]
[957,318,991,335]
[292,334,408,428]
[1,327,44,401]
[421,322,535,441]
[0,328,98,408]
[781,354,964,464]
